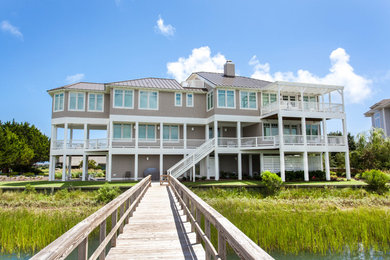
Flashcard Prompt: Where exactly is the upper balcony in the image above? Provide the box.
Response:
[260,81,345,117]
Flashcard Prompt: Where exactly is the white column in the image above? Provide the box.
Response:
[341,89,345,113]
[134,153,138,180]
[68,156,72,179]
[237,121,241,147]
[320,153,324,171]
[109,121,113,148]
[49,155,54,181]
[214,121,219,180]
[193,164,196,182]
[279,151,285,182]
[342,118,351,180]
[64,123,68,150]
[260,153,264,173]
[278,115,285,182]
[325,151,330,181]
[69,128,73,146]
[205,124,210,180]
[183,123,187,149]
[82,154,88,181]
[303,151,309,181]
[160,122,163,149]
[237,153,242,180]
[301,117,307,146]
[83,123,88,149]
[135,122,139,149]
[106,152,112,181]
[62,155,66,181]
[249,154,253,177]
[205,124,209,140]
[160,154,163,176]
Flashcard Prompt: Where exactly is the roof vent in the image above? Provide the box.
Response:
[224,60,235,77]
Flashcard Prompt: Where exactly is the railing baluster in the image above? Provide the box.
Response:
[99,219,107,260]
[196,207,201,243]
[77,237,88,260]
[218,230,227,260]
[111,209,117,247]
[125,199,130,224]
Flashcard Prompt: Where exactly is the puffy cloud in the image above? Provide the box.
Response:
[1,20,23,40]
[155,15,175,37]
[167,46,226,82]
[250,48,372,103]
[65,73,85,84]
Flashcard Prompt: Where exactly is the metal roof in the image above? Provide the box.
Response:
[195,72,271,89]
[364,99,390,117]
[49,82,105,92]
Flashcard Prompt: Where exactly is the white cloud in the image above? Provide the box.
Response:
[167,46,226,82]
[65,73,85,84]
[155,15,175,37]
[249,48,372,103]
[1,20,23,40]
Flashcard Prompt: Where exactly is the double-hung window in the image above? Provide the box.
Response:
[263,123,279,136]
[138,124,156,141]
[240,91,257,109]
[175,93,182,106]
[163,125,179,141]
[69,92,85,111]
[114,89,133,108]
[88,93,104,111]
[374,112,381,128]
[207,91,214,110]
[53,93,64,112]
[262,93,277,106]
[186,93,194,107]
[139,91,158,110]
[217,89,235,108]
[113,124,132,139]
[306,124,319,135]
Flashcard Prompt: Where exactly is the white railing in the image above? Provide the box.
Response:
[86,139,109,149]
[283,135,305,145]
[52,140,64,150]
[307,135,325,146]
[328,136,345,146]
[67,139,85,149]
[112,138,135,148]
[240,136,276,148]
[261,100,343,115]
[218,137,239,147]
[186,139,206,149]
[168,138,215,178]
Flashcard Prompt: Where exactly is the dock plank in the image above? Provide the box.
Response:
[106,183,205,260]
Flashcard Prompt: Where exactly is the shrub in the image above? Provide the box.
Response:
[362,170,389,194]
[23,172,35,177]
[71,171,81,178]
[95,183,120,203]
[54,189,69,200]
[55,172,62,179]
[24,184,36,194]
[261,171,283,195]
[201,176,206,180]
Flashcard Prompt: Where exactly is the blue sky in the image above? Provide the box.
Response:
[0,0,389,136]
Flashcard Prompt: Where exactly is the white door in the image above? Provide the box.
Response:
[208,157,215,177]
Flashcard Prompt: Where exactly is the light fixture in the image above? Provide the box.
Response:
[224,128,227,132]
[146,156,149,161]
[191,127,195,131]
[157,126,160,130]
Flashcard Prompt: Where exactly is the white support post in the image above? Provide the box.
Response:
[341,89,345,113]
[237,121,241,147]
[260,153,264,173]
[323,118,330,181]
[237,153,242,180]
[49,155,53,181]
[301,117,307,146]
[300,89,304,112]
[135,122,139,149]
[205,124,209,140]
[64,123,68,150]
[278,115,285,182]
[160,122,163,149]
[160,154,163,176]
[325,151,330,181]
[109,121,113,148]
[83,123,88,149]
[68,156,72,179]
[134,153,138,180]
[69,128,73,147]
[205,124,210,180]
[62,155,66,181]
[193,164,196,182]
[279,151,285,182]
[303,151,309,181]
[249,154,253,177]
[214,121,219,180]
[106,152,112,181]
[183,123,187,149]
[82,154,88,181]
[320,153,324,171]
[342,118,351,180]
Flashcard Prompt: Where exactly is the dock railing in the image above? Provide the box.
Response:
[31,176,152,260]
[169,176,274,260]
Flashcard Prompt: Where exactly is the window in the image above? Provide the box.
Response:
[138,124,156,140]
[263,123,279,136]
[88,93,104,111]
[186,93,194,107]
[374,112,381,128]
[163,125,179,141]
[240,91,257,109]
[306,124,320,135]
[283,124,298,135]
[69,92,85,111]
[303,96,317,110]
[217,89,235,108]
[262,93,277,106]
[53,93,64,112]
[139,91,158,110]
[113,124,132,139]
[114,89,133,108]
[207,91,214,110]
[175,93,182,106]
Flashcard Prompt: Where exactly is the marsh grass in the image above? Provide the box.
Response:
[0,190,102,254]
[193,187,390,255]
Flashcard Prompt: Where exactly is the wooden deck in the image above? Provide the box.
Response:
[106,182,206,260]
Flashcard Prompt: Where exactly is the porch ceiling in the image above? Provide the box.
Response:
[262,81,343,95]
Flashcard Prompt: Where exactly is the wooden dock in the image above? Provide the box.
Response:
[106,182,205,259]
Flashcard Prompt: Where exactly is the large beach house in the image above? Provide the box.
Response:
[364,99,390,136]
[48,61,351,182]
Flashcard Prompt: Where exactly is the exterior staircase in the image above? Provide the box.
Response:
[167,138,215,178]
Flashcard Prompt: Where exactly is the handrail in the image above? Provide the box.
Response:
[31,176,152,260]
[169,176,274,260]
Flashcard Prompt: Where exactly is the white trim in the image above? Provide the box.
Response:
[217,89,236,109]
[87,93,105,112]
[138,90,159,110]
[162,124,180,142]
[186,93,194,107]
[113,123,132,139]
[239,90,258,110]
[68,92,86,111]
[113,89,134,109]
[53,92,65,112]
[138,124,157,141]
[174,92,182,107]
[206,91,214,111]
[383,108,388,135]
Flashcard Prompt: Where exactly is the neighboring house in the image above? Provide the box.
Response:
[364,99,390,136]
[48,61,351,182]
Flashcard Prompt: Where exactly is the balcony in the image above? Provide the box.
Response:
[261,101,343,115]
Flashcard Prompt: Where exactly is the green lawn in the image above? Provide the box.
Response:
[0,180,137,188]
[184,179,367,187]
